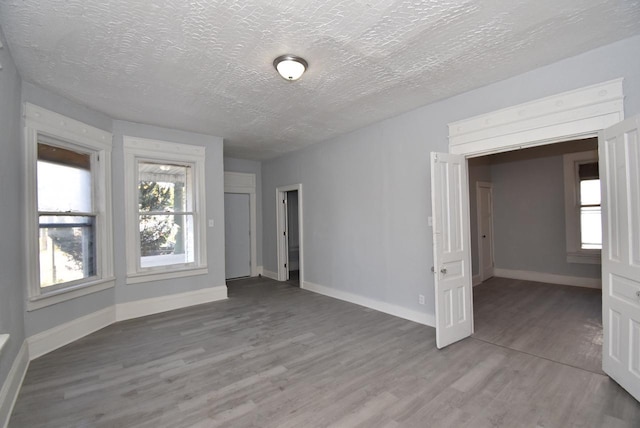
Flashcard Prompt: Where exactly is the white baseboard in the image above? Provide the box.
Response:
[302,280,435,327]
[494,268,601,289]
[262,269,278,280]
[472,274,482,286]
[27,307,115,361]
[0,341,29,428]
[256,266,264,276]
[116,285,228,322]
[27,286,228,361]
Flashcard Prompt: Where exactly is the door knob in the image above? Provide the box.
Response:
[440,268,447,274]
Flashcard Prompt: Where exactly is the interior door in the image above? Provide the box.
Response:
[600,115,640,401]
[478,183,494,281]
[431,152,473,349]
[224,193,251,279]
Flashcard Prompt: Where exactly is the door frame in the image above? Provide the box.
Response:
[476,181,494,283]
[276,184,304,284]
[224,172,257,277]
[436,78,624,348]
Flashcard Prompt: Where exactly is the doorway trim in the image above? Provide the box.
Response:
[476,181,494,283]
[435,78,625,348]
[224,172,257,277]
[276,184,304,285]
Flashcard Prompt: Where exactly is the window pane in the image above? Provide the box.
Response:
[580,179,601,205]
[38,144,92,212]
[39,215,96,287]
[580,207,602,249]
[139,214,194,268]
[138,162,191,213]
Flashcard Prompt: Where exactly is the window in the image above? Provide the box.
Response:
[38,141,96,288]
[25,104,114,310]
[563,150,601,264]
[124,137,207,283]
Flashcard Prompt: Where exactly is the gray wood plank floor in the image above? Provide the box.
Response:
[10,277,639,427]
[472,277,603,374]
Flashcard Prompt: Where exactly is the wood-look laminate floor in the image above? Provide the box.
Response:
[473,277,603,374]
[10,277,640,427]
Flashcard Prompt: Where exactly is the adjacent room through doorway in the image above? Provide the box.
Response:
[285,190,300,286]
[468,138,603,373]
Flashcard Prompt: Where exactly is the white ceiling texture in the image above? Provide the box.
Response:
[1,0,639,160]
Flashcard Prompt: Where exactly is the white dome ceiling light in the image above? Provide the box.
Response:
[273,54,308,81]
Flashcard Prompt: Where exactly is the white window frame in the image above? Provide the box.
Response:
[123,136,207,284]
[563,149,601,264]
[24,103,115,311]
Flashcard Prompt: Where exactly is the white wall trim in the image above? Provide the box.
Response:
[26,286,228,361]
[448,79,624,157]
[116,285,227,322]
[0,341,29,428]
[224,171,258,277]
[472,274,482,286]
[262,269,278,280]
[303,280,435,327]
[24,103,112,149]
[27,307,115,360]
[494,268,601,289]
[257,266,264,276]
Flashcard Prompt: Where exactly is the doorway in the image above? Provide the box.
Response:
[276,184,304,286]
[286,190,300,285]
[223,171,258,278]
[224,193,251,279]
[476,181,494,283]
[431,78,623,348]
[468,140,603,373]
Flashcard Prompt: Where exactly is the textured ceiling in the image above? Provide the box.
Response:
[1,1,639,160]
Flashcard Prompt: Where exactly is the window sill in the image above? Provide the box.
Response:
[126,266,208,285]
[27,277,115,311]
[567,252,601,265]
[0,334,8,356]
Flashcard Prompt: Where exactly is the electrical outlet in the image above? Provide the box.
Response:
[418,294,425,305]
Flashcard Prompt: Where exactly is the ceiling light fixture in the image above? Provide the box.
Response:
[273,54,308,81]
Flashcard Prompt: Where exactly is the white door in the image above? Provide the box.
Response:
[431,152,473,349]
[224,193,251,279]
[601,115,640,401]
[477,182,494,282]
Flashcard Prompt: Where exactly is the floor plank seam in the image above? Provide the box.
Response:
[470,336,605,377]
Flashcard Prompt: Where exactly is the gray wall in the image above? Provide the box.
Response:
[0,27,26,393]
[262,35,640,319]
[468,158,492,278]
[489,143,601,279]
[223,157,263,267]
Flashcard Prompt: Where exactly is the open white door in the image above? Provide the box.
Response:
[431,152,473,349]
[601,115,640,401]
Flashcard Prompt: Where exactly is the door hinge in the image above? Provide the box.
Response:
[284,263,287,268]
